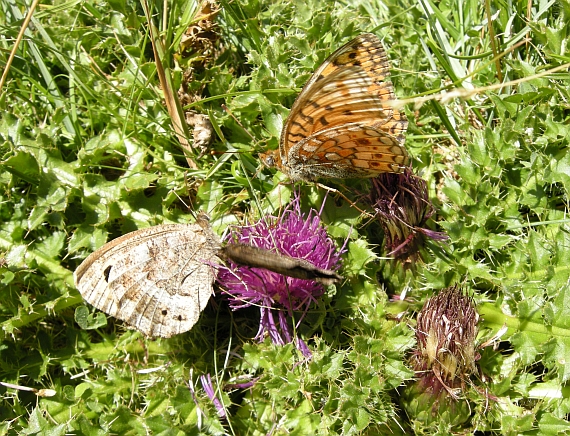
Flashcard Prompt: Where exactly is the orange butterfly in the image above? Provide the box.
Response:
[261,33,409,182]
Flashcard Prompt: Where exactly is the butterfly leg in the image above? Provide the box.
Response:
[314,182,375,219]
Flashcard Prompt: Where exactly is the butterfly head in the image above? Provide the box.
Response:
[260,149,283,171]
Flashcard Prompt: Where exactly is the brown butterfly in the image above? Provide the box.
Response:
[261,33,409,182]
[74,214,341,338]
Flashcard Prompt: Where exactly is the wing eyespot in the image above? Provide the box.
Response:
[104,265,112,282]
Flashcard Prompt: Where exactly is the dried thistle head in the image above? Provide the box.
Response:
[401,286,481,428]
[368,168,448,261]
[412,286,480,399]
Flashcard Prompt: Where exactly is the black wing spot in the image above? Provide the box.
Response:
[289,131,306,140]
[162,309,168,316]
[291,121,309,133]
[104,265,112,282]
[299,112,314,124]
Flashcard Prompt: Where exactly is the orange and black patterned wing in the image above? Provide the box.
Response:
[280,34,407,158]
[284,123,409,181]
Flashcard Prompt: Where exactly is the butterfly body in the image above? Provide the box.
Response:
[220,243,342,284]
[262,33,409,182]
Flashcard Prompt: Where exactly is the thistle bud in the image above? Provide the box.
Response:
[402,286,480,427]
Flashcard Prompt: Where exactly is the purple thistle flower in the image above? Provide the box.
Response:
[216,193,343,356]
[199,374,227,419]
[369,167,448,260]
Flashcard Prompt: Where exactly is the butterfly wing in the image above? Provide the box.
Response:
[279,33,408,180]
[285,123,409,181]
[74,224,220,338]
[220,243,343,285]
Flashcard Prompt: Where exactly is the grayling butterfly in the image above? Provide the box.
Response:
[74,214,341,338]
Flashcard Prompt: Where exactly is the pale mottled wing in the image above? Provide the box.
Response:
[281,33,407,155]
[74,224,220,338]
[285,123,408,180]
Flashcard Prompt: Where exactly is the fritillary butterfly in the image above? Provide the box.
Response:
[261,33,409,182]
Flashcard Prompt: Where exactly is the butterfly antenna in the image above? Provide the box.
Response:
[178,171,203,219]
[222,104,256,142]
[219,103,268,202]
